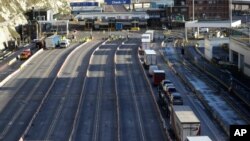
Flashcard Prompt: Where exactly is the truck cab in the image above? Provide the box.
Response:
[20,49,32,60]
[170,92,183,105]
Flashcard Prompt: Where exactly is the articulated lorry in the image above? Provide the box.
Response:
[143,49,157,69]
[170,106,201,141]
[139,33,151,55]
[45,35,60,49]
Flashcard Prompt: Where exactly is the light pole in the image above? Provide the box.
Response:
[192,0,194,21]
[229,0,232,27]
[248,26,250,44]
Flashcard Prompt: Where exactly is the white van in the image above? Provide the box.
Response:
[149,65,158,76]
[199,27,209,33]
[60,39,70,48]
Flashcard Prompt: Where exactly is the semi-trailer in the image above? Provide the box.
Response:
[45,35,60,49]
[170,106,201,141]
[143,49,157,69]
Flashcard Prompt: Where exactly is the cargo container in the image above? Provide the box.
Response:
[45,35,60,49]
[152,70,165,86]
[143,49,157,69]
[140,33,152,55]
[170,106,201,141]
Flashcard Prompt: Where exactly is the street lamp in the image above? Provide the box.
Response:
[192,0,194,21]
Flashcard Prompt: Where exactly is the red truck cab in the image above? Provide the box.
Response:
[20,49,32,60]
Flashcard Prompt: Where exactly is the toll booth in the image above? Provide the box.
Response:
[95,19,109,30]
[131,18,139,28]
[116,19,131,30]
[108,18,116,31]
[138,19,147,28]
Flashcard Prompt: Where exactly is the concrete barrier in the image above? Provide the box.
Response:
[0,68,20,87]
[0,49,44,87]
[20,49,44,69]
[8,58,17,65]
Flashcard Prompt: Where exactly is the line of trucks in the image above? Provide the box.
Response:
[140,33,212,141]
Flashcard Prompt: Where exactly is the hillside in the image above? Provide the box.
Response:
[0,0,69,50]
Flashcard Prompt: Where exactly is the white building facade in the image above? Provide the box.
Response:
[229,38,250,77]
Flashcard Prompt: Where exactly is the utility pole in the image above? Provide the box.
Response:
[192,0,194,21]
[229,0,232,27]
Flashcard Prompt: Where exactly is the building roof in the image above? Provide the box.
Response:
[75,12,149,19]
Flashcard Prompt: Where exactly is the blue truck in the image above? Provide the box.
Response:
[45,35,60,49]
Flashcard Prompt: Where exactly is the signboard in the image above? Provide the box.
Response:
[105,0,131,5]
[70,2,99,7]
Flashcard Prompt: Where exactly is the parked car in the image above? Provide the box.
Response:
[60,39,70,48]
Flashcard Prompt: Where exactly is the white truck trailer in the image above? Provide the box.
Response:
[186,136,212,141]
[140,34,151,54]
[143,49,157,69]
[45,35,60,49]
[170,106,201,141]
[145,30,154,42]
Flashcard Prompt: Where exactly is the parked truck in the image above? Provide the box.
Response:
[145,30,154,42]
[186,136,212,141]
[139,34,152,55]
[170,106,201,141]
[152,70,165,86]
[143,49,157,69]
[45,35,60,49]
